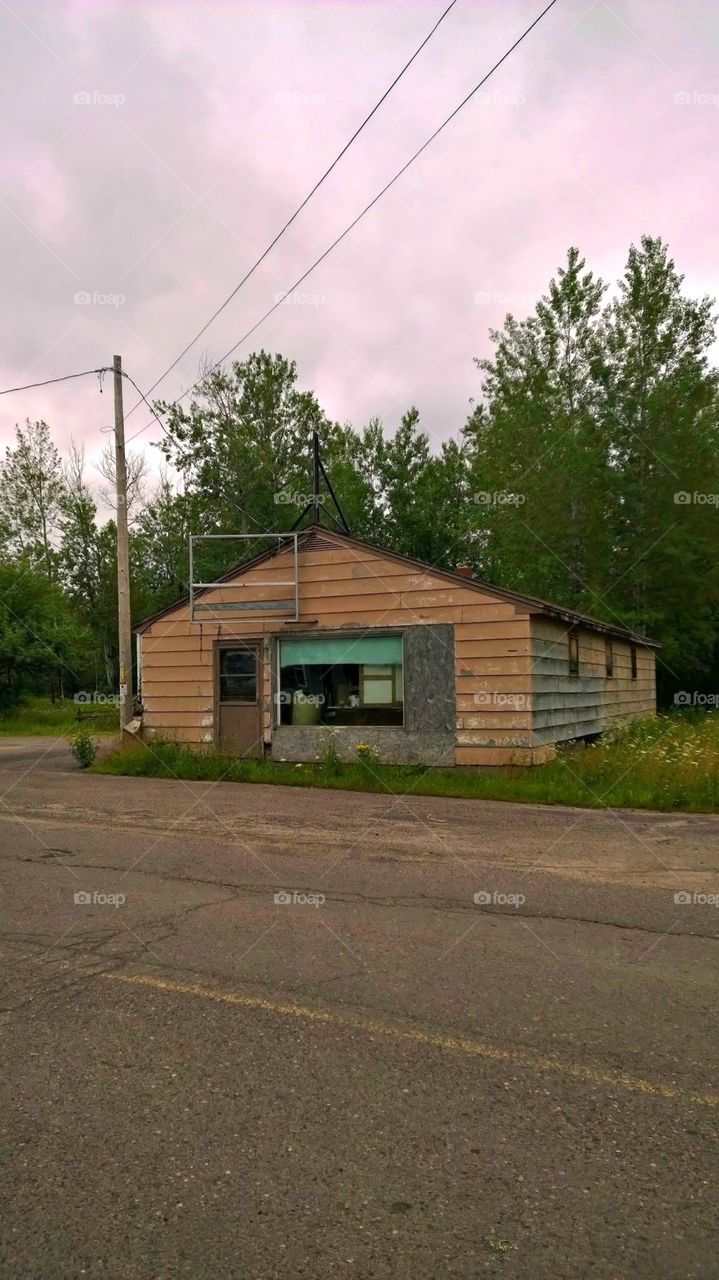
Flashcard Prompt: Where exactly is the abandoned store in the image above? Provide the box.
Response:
[134,526,657,767]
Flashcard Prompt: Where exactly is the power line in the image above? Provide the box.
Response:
[0,367,111,397]
[128,0,558,444]
[123,0,460,422]
[120,368,264,531]
[120,369,173,440]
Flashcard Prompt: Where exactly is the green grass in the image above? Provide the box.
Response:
[0,695,120,737]
[93,711,719,813]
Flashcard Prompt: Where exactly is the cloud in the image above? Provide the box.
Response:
[0,0,717,472]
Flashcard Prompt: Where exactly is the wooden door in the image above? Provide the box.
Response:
[216,643,262,756]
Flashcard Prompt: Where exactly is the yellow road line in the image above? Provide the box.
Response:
[102,971,719,1110]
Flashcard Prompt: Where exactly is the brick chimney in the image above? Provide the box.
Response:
[454,565,473,578]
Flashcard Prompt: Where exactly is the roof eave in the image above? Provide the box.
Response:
[527,605,660,648]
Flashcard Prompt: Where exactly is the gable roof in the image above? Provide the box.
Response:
[135,524,659,646]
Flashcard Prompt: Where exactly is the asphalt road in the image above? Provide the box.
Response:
[1,735,718,1279]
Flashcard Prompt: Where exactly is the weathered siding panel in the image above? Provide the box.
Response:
[529,617,655,746]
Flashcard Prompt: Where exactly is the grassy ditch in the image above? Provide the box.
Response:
[93,711,719,813]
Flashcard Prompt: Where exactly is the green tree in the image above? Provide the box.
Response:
[130,473,195,621]
[416,437,474,569]
[59,444,117,689]
[464,238,719,702]
[0,419,66,580]
[0,558,89,707]
[157,351,328,533]
[464,247,611,605]
[601,235,719,694]
[358,409,473,567]
[155,350,377,581]
[371,407,431,555]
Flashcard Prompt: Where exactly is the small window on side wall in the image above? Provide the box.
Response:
[605,637,614,678]
[568,631,579,677]
[631,644,638,680]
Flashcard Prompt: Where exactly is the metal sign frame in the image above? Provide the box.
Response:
[189,532,299,623]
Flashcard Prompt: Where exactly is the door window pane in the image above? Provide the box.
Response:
[219,648,257,702]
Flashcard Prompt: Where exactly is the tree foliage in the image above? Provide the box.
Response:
[0,559,90,705]
[0,419,65,579]
[1,237,717,708]
[466,237,719,700]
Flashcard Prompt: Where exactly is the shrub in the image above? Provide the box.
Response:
[71,727,98,769]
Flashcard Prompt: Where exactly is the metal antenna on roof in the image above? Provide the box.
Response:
[312,429,321,522]
[290,429,351,534]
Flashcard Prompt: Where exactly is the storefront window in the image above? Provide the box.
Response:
[278,635,404,726]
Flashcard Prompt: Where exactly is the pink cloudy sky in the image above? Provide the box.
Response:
[0,0,717,477]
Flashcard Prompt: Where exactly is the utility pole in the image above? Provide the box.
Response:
[113,354,133,729]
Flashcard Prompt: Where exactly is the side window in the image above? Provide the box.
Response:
[631,645,638,680]
[605,637,614,678]
[569,631,579,677]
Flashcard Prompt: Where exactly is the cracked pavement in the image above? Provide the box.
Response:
[1,736,718,1278]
